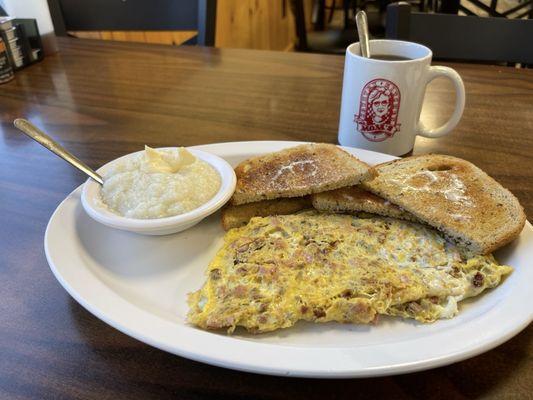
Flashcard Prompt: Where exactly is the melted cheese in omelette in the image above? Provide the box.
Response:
[187,212,512,333]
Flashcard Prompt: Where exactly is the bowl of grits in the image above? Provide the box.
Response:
[81,146,236,235]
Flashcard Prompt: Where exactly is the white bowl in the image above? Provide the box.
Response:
[81,148,236,235]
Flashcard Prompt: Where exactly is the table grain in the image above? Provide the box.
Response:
[0,38,532,400]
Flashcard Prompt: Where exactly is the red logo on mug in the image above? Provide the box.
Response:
[354,78,401,142]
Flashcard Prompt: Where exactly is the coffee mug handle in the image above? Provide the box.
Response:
[416,66,465,138]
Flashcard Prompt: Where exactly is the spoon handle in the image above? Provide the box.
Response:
[13,118,104,185]
[356,11,371,58]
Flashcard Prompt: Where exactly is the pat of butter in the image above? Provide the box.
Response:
[143,145,196,173]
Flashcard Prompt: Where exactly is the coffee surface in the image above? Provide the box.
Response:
[370,54,412,61]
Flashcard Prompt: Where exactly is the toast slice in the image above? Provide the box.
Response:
[362,154,526,254]
[221,197,311,230]
[231,143,374,205]
[311,186,418,222]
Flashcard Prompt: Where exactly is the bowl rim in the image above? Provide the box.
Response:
[81,147,236,231]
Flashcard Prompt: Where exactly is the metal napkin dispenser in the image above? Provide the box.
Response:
[0,17,44,71]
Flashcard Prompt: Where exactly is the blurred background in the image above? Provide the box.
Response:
[0,0,531,65]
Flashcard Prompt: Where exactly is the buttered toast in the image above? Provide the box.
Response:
[362,155,526,254]
[221,197,311,230]
[311,186,418,222]
[231,144,374,205]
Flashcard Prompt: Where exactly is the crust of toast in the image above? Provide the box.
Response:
[311,186,418,222]
[231,144,375,205]
[361,154,526,254]
[221,197,312,230]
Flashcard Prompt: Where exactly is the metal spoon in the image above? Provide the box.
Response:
[356,11,371,58]
[13,118,104,185]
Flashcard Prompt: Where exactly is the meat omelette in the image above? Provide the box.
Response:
[187,212,512,333]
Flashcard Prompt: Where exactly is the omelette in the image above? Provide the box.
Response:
[187,212,512,333]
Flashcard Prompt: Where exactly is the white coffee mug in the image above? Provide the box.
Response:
[338,40,465,156]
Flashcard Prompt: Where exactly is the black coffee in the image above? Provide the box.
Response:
[370,54,412,61]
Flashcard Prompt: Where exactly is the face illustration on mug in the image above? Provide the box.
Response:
[372,95,389,120]
[338,40,465,156]
[353,78,402,143]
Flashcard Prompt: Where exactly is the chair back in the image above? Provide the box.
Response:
[386,2,533,64]
[47,0,216,45]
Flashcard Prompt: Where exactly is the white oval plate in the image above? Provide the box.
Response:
[45,141,533,378]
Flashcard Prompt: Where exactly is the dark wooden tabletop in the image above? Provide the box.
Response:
[0,38,532,400]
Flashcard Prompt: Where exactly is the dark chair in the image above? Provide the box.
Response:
[47,0,217,46]
[386,2,533,64]
[292,0,359,54]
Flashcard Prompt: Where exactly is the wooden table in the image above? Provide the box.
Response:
[1,38,531,399]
